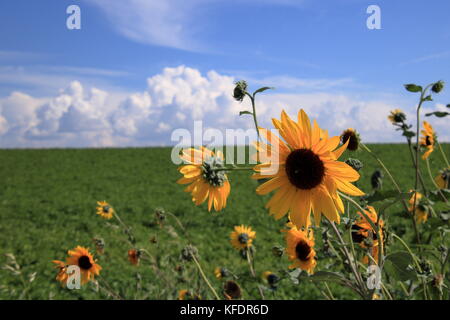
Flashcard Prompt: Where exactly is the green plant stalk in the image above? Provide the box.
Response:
[327,218,367,297]
[360,142,422,245]
[191,254,221,300]
[406,139,428,192]
[246,247,265,300]
[426,158,449,203]
[437,140,450,168]
[245,92,261,141]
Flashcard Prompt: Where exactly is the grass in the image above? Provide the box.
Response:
[0,144,448,300]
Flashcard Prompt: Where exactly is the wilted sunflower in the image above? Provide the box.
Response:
[284,227,316,274]
[96,201,114,219]
[65,246,102,284]
[214,267,229,279]
[253,109,364,228]
[388,109,406,124]
[128,249,141,266]
[178,289,201,300]
[408,191,428,224]
[230,225,256,250]
[351,206,384,264]
[435,167,450,189]
[223,280,242,300]
[419,121,435,160]
[177,147,231,212]
[52,260,69,286]
[340,128,360,151]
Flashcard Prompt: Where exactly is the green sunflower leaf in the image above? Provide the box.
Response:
[425,111,449,118]
[384,251,417,281]
[239,110,253,116]
[299,271,346,283]
[253,86,274,96]
[404,84,422,93]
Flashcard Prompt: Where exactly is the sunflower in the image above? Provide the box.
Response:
[223,280,242,300]
[262,271,280,288]
[253,109,364,229]
[52,260,69,286]
[177,147,231,212]
[351,206,384,264]
[128,249,141,266]
[284,227,316,274]
[340,128,360,151]
[65,246,102,284]
[230,225,256,250]
[178,289,201,300]
[419,121,435,160]
[214,267,229,279]
[435,167,450,189]
[96,201,114,219]
[388,109,406,124]
[408,191,428,224]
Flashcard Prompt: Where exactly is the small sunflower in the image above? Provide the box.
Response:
[284,227,316,274]
[340,128,360,151]
[253,109,364,229]
[223,280,242,300]
[96,201,114,219]
[52,260,69,286]
[435,167,450,189]
[351,206,385,264]
[408,191,428,224]
[230,225,256,250]
[388,109,406,124]
[65,246,102,284]
[128,249,141,266]
[262,271,280,288]
[177,147,231,212]
[214,267,229,279]
[419,121,435,160]
[178,289,201,300]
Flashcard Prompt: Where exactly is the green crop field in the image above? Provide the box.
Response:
[0,144,449,300]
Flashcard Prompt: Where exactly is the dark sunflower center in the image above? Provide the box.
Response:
[102,206,110,213]
[238,233,249,244]
[78,255,93,270]
[267,274,279,285]
[342,131,358,151]
[425,135,432,146]
[285,149,325,190]
[295,241,311,261]
[351,225,366,243]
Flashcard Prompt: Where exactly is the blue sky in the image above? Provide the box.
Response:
[0,0,449,147]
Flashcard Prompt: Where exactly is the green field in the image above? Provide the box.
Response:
[0,144,449,300]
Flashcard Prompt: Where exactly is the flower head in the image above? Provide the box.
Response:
[177,147,231,212]
[408,191,428,224]
[432,80,444,94]
[52,260,69,286]
[419,121,435,160]
[230,225,256,250]
[435,167,450,189]
[233,80,248,102]
[65,246,102,285]
[262,271,280,289]
[128,249,141,266]
[388,109,406,124]
[340,128,360,151]
[214,267,229,279]
[284,227,316,273]
[223,280,242,300]
[96,201,114,219]
[253,109,364,229]
[351,206,384,264]
[178,289,201,300]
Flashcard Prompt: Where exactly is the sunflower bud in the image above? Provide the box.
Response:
[92,237,105,255]
[431,80,444,94]
[233,80,248,102]
[371,169,384,190]
[345,158,363,172]
[271,245,284,257]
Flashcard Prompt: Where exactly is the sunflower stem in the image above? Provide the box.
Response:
[245,92,261,142]
[191,254,221,300]
[437,140,450,168]
[426,158,448,203]
[245,247,265,300]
